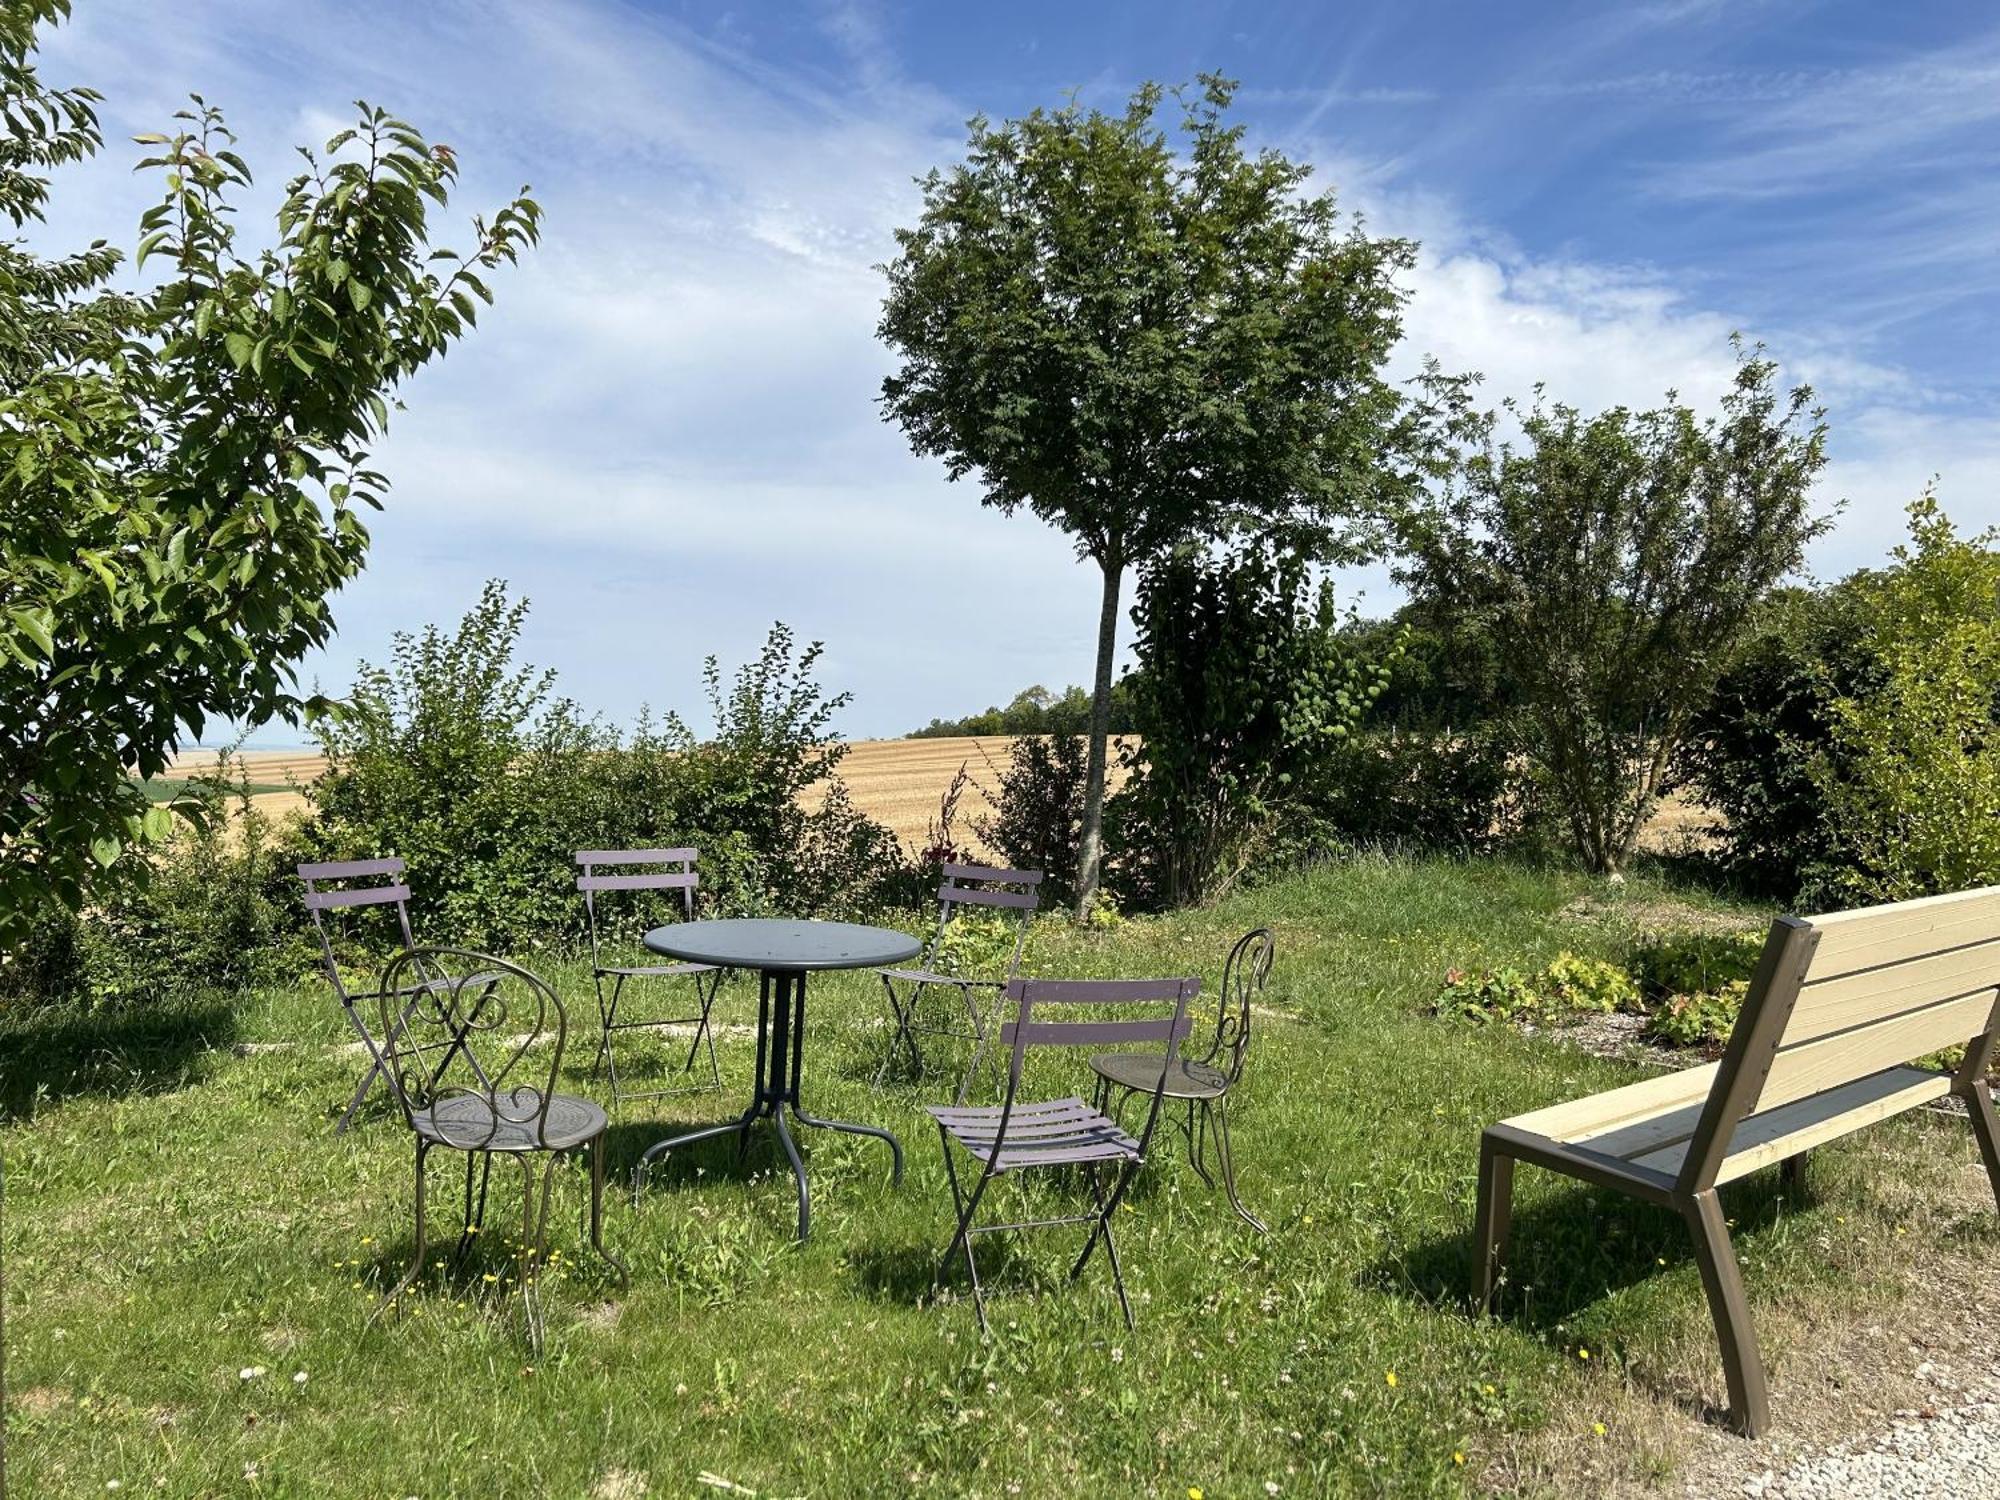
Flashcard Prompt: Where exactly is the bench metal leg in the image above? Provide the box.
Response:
[1684,1188,1770,1437]
[1966,1083,2000,1216]
[1472,1138,1514,1313]
[1780,1152,1807,1195]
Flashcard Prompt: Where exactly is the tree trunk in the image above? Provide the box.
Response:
[1075,554,1124,919]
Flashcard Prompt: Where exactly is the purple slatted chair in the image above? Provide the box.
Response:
[576,849,725,1104]
[1091,928,1274,1233]
[300,857,465,1132]
[371,947,627,1353]
[927,975,1200,1332]
[876,863,1042,1102]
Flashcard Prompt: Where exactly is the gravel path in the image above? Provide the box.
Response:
[1729,1361,2000,1499]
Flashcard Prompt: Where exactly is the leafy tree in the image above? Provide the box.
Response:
[975,730,1089,907]
[879,75,1453,915]
[909,680,1136,738]
[0,0,539,943]
[1810,496,2000,902]
[1110,542,1395,909]
[1399,347,1829,875]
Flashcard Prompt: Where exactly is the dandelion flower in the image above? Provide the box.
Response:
[1189,1489,1203,1500]
[1453,1452,1466,1466]
[1385,1370,1397,1388]
[1577,1347,1590,1361]
[1592,1422,1607,1437]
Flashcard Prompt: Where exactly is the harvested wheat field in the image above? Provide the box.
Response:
[165,737,1064,853]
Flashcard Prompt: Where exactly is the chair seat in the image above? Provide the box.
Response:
[927,1095,1140,1173]
[414,1090,608,1153]
[1494,1062,1952,1190]
[596,962,718,979]
[1089,1052,1229,1100]
[879,966,997,987]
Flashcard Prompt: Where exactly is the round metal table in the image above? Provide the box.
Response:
[632,918,921,1240]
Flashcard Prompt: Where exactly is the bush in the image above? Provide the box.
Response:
[975,733,1087,908]
[1642,983,1746,1049]
[1309,725,1535,856]
[1541,952,1640,1014]
[1432,952,1633,1025]
[1433,965,1543,1025]
[1628,930,1764,1001]
[299,584,913,952]
[1111,543,1393,911]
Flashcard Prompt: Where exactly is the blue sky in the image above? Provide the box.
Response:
[32,0,2000,740]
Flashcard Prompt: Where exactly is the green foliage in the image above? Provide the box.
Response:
[929,910,1022,981]
[1680,585,1873,900]
[0,4,537,945]
[1541,952,1640,1014]
[1111,542,1396,909]
[1809,496,2000,903]
[1432,965,1543,1024]
[1,755,298,1013]
[1300,724,1538,858]
[1642,983,1747,1049]
[974,732,1088,908]
[300,586,912,953]
[879,73,1461,912]
[909,681,1136,739]
[1400,345,1830,875]
[1628,930,1764,1001]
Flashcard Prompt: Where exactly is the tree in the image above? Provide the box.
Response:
[1810,496,2000,902]
[878,75,1451,915]
[1399,347,1830,875]
[0,1,539,943]
[1111,541,1395,909]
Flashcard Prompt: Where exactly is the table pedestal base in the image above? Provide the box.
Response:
[631,967,903,1240]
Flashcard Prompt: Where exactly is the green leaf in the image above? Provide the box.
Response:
[91,834,123,868]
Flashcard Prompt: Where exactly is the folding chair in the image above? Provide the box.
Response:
[876,863,1041,1102]
[299,857,469,1132]
[576,849,726,1104]
[928,975,1199,1332]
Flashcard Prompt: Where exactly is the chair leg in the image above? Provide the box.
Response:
[586,1132,629,1289]
[1211,1096,1266,1234]
[376,1139,431,1326]
[934,1131,994,1334]
[1472,1137,1514,1313]
[1186,1099,1215,1187]
[954,984,990,1107]
[875,977,919,1087]
[1074,1163,1135,1331]
[1684,1188,1770,1438]
[452,1152,493,1269]
[518,1155,556,1355]
[1965,1082,2000,1216]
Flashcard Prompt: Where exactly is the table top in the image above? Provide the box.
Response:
[642,918,920,973]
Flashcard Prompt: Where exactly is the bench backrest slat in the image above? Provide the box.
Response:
[1680,885,2000,1192]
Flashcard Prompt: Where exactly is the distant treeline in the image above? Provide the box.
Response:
[909,682,1138,739]
[909,603,1505,742]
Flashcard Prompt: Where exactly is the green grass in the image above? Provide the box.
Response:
[134,777,288,803]
[7,857,1993,1497]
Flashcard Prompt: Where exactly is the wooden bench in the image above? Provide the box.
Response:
[1474,885,2000,1437]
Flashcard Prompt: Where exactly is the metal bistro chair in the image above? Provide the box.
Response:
[372,947,626,1353]
[300,857,464,1133]
[928,975,1199,1333]
[1091,927,1274,1233]
[576,849,726,1104]
[876,863,1042,1102]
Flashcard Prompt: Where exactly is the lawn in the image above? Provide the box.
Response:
[9,857,1995,1498]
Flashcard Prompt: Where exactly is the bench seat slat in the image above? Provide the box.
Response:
[1500,1062,1718,1143]
[1629,1066,1951,1184]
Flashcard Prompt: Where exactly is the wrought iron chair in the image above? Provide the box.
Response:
[576,849,725,1104]
[371,947,626,1352]
[876,863,1041,1102]
[928,975,1199,1332]
[1090,927,1274,1233]
[299,857,462,1133]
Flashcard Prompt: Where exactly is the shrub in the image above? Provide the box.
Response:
[1679,585,1872,900]
[1432,966,1543,1024]
[1112,542,1395,910]
[1642,983,1747,1049]
[975,733,1087,908]
[1541,952,1640,1014]
[1808,496,2000,904]
[299,584,913,952]
[1308,725,1535,856]
[1629,930,1764,1001]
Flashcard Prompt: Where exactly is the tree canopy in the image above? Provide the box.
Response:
[879,74,1457,912]
[0,0,538,940]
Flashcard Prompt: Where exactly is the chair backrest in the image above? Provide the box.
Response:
[375,947,568,1151]
[998,976,1200,1158]
[576,849,699,966]
[1680,884,2000,1191]
[298,858,417,1005]
[1193,928,1274,1086]
[930,863,1042,979]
